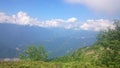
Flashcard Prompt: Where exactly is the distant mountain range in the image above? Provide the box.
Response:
[0,23,98,58]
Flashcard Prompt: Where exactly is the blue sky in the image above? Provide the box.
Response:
[0,0,94,20]
[0,0,120,31]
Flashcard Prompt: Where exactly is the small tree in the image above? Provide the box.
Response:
[19,45,47,61]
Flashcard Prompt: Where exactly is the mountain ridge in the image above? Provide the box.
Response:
[0,23,97,58]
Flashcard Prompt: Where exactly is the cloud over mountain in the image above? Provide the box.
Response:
[80,19,115,31]
[0,11,114,31]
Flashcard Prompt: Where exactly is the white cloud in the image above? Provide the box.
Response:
[0,11,76,28]
[0,11,78,29]
[0,11,114,31]
[0,12,9,23]
[67,17,77,23]
[65,0,120,14]
[0,11,35,26]
[80,19,115,31]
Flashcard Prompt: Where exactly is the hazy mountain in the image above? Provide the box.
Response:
[0,23,98,58]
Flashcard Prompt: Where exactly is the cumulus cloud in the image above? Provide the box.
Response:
[0,11,77,28]
[67,17,77,22]
[65,0,120,14]
[80,19,115,31]
[0,11,114,31]
[0,11,35,26]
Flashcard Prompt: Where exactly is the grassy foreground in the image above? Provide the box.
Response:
[0,61,108,68]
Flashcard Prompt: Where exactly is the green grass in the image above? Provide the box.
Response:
[0,61,108,68]
[0,45,118,68]
[0,44,118,68]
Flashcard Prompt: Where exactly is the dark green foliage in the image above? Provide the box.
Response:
[98,40,120,67]
[19,45,47,61]
[96,20,120,68]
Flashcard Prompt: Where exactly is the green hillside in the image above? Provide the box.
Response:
[52,45,103,62]
[52,20,120,68]
[0,20,120,68]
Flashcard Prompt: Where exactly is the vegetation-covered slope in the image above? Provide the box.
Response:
[52,20,120,68]
[0,20,120,68]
